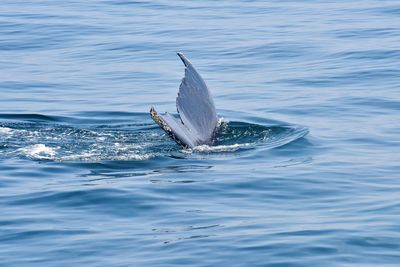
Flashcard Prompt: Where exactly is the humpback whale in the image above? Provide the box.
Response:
[150,52,218,148]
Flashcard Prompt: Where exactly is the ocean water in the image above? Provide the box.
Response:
[1,0,399,266]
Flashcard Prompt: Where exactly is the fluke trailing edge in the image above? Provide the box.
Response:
[150,52,218,148]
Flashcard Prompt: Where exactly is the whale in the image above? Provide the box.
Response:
[150,52,218,148]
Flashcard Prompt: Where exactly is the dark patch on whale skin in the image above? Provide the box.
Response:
[150,53,218,148]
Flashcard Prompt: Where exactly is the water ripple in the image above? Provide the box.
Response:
[1,0,400,266]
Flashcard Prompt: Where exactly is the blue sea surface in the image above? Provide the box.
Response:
[1,1,400,266]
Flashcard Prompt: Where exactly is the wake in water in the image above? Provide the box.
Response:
[0,113,308,161]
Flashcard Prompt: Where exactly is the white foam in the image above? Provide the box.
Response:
[18,144,57,159]
[0,127,12,135]
[58,152,154,161]
[110,153,154,161]
[59,152,95,161]
[113,142,146,151]
[190,143,253,153]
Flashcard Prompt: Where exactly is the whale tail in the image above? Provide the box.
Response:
[150,52,218,148]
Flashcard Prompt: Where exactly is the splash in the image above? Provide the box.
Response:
[18,144,57,160]
[0,127,12,135]
[0,113,308,161]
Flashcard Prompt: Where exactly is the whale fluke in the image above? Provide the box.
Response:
[150,52,218,148]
